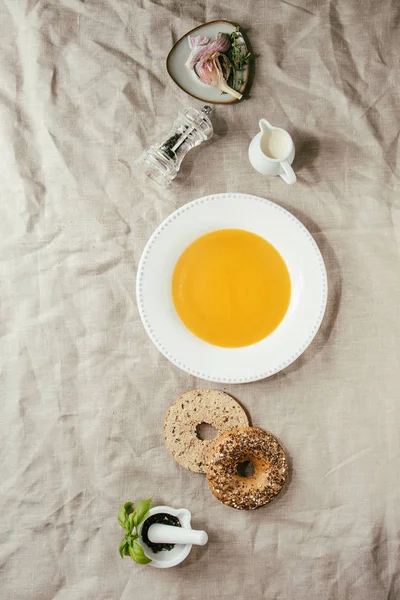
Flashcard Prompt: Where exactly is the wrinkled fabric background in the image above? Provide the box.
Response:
[0,1,399,598]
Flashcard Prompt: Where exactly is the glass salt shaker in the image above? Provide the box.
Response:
[136,106,213,187]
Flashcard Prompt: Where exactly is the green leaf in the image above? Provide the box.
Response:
[118,539,129,559]
[117,505,129,531]
[133,498,152,527]
[124,501,134,515]
[129,540,151,565]
[127,511,136,533]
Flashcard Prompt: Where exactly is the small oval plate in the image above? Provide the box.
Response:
[166,20,250,104]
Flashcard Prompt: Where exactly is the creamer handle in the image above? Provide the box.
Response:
[280,160,296,184]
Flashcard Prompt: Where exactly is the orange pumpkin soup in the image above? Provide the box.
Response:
[172,229,291,348]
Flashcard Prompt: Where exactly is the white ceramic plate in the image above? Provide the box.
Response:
[136,193,327,383]
[166,20,250,104]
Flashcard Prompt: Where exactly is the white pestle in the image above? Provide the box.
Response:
[147,524,208,546]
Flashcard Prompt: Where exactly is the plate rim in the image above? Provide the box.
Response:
[166,20,250,105]
[136,193,328,383]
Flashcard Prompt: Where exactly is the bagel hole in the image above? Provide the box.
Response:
[237,461,255,478]
[196,423,219,441]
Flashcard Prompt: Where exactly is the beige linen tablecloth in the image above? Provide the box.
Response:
[1,1,399,598]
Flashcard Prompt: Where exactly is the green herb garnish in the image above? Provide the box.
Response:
[118,499,152,565]
[227,26,251,91]
[229,26,251,70]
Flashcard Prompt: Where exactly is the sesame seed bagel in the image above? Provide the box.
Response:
[164,390,249,473]
[206,427,289,510]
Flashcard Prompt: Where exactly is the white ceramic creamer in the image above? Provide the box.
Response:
[248,119,296,184]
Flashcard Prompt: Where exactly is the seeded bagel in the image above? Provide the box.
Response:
[164,390,249,473]
[206,427,289,510]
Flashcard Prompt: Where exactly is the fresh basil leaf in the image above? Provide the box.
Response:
[118,539,128,559]
[129,540,151,565]
[133,499,151,527]
[127,511,136,533]
[124,501,134,515]
[117,506,128,531]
